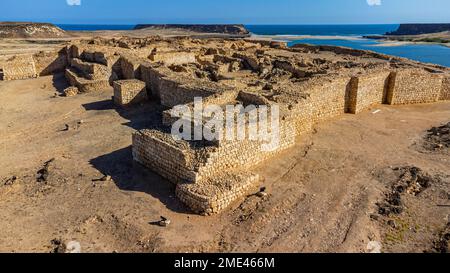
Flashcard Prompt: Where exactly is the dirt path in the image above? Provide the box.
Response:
[0,75,449,253]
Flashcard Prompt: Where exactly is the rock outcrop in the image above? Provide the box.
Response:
[0,22,68,38]
[386,24,450,36]
[134,24,250,36]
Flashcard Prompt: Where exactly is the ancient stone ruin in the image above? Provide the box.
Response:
[1,36,449,215]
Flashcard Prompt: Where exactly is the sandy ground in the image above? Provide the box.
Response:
[0,75,449,253]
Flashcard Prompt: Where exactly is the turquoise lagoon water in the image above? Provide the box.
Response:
[246,25,450,67]
[288,38,450,67]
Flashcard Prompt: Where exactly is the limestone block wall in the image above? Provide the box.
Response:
[386,69,444,105]
[176,172,259,215]
[113,79,148,106]
[120,55,143,80]
[132,120,295,214]
[308,76,351,124]
[149,51,197,65]
[141,63,236,105]
[158,78,218,108]
[68,44,83,59]
[194,121,297,181]
[162,90,239,127]
[69,44,121,68]
[65,68,110,93]
[33,50,68,76]
[140,63,172,98]
[70,58,109,80]
[287,99,314,135]
[132,129,198,184]
[1,55,37,80]
[440,76,450,100]
[346,71,390,114]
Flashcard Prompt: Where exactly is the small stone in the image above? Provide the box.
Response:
[158,216,171,227]
[367,241,382,253]
[93,175,112,182]
[65,241,81,253]
[64,86,79,97]
[3,176,17,186]
[256,191,268,198]
[387,220,397,229]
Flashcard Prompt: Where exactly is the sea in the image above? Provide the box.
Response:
[57,24,450,67]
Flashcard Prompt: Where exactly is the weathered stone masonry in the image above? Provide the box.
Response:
[113,79,148,106]
[1,37,450,216]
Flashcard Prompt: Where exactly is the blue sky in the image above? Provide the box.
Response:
[1,0,449,25]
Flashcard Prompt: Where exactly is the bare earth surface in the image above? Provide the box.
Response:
[0,75,449,253]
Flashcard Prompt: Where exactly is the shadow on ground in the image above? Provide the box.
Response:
[90,146,192,214]
[51,73,69,95]
[82,98,167,131]
[83,91,185,213]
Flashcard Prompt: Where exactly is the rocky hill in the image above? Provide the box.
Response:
[0,22,68,38]
[387,24,450,36]
[134,24,250,36]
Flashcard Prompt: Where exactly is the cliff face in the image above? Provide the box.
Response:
[0,22,68,38]
[134,24,250,36]
[387,24,450,36]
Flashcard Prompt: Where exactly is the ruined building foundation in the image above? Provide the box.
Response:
[1,36,449,215]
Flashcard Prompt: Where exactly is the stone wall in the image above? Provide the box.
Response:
[113,79,148,106]
[162,90,239,127]
[120,54,143,80]
[71,58,109,80]
[308,76,351,124]
[158,78,220,107]
[140,63,172,98]
[1,55,37,80]
[195,121,297,182]
[65,68,110,93]
[346,72,390,114]
[440,76,450,100]
[386,69,444,105]
[176,172,259,215]
[132,119,296,214]
[132,129,198,184]
[149,51,197,65]
[33,50,68,76]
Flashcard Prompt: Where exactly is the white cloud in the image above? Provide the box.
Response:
[367,0,382,6]
[66,0,81,6]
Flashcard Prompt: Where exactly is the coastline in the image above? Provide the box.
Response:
[250,34,364,42]
[371,40,450,48]
[251,33,450,49]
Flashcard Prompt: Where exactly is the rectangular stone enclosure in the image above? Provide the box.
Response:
[113,79,148,106]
